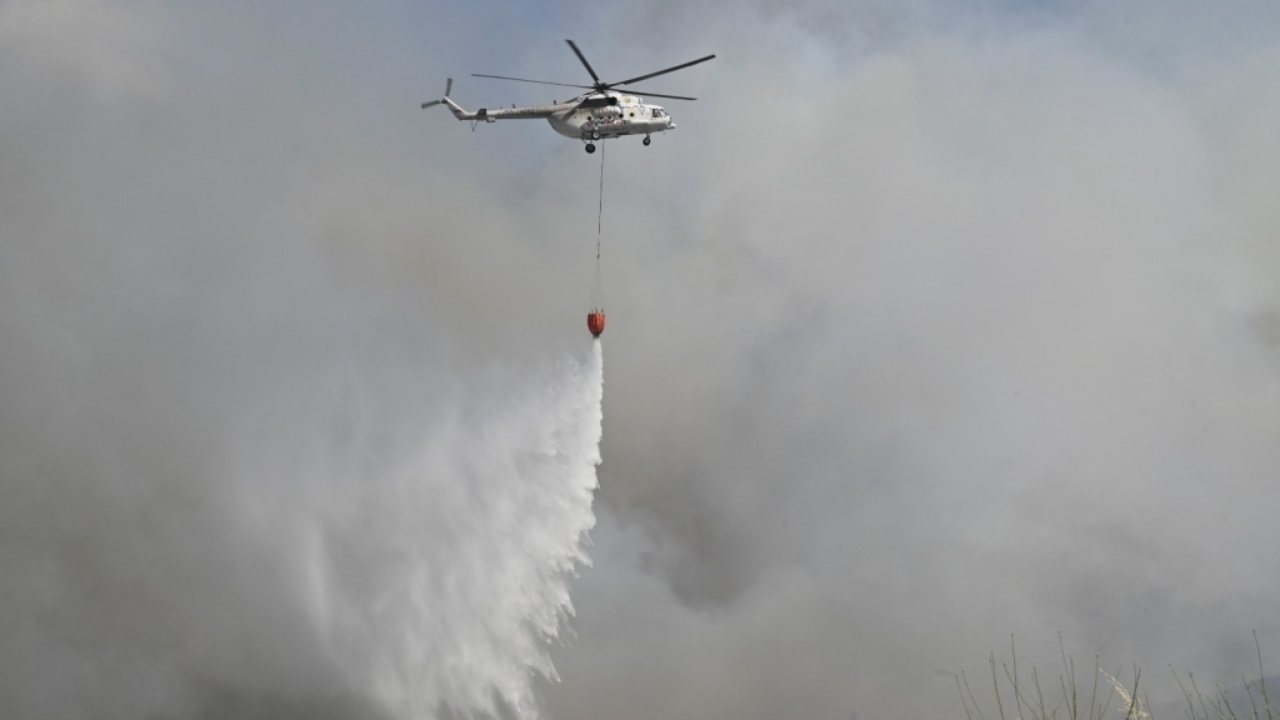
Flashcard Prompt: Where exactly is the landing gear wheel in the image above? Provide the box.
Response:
[585,143,596,154]
[643,135,651,146]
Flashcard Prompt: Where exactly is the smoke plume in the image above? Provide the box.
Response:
[6,2,1280,720]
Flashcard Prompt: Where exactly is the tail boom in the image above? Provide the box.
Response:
[421,78,569,123]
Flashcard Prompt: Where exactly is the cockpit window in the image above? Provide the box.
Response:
[652,108,665,118]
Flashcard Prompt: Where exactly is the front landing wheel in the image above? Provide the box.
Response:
[585,143,596,154]
[643,135,652,146]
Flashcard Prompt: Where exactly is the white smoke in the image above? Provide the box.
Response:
[0,333,604,720]
[1,4,613,716]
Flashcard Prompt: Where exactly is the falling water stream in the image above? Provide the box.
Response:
[310,340,606,719]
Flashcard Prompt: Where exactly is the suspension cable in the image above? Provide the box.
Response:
[597,140,605,249]
[592,141,605,308]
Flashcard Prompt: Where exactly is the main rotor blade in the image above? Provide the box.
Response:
[565,39,602,85]
[472,73,593,89]
[621,88,698,101]
[607,54,716,88]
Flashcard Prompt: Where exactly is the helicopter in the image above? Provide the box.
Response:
[421,39,715,153]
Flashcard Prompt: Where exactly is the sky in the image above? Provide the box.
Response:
[3,1,1280,719]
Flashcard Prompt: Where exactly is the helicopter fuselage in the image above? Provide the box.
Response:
[433,90,675,149]
[422,40,711,152]
[548,94,675,140]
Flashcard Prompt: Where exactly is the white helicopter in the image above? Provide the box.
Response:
[421,39,715,153]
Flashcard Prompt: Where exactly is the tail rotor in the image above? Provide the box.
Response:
[420,78,453,109]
